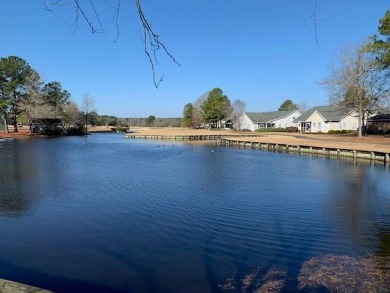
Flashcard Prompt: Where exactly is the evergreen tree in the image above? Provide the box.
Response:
[278,99,298,111]
[0,56,34,132]
[201,88,231,128]
[146,115,156,126]
[42,81,71,118]
[368,10,390,68]
[182,103,194,128]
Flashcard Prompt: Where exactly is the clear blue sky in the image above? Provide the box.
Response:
[1,1,388,117]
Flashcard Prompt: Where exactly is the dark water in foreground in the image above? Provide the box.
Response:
[0,134,389,292]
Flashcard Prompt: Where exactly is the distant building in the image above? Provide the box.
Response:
[239,110,301,131]
[367,113,390,134]
[294,106,359,133]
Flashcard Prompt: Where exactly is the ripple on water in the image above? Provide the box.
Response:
[1,134,389,292]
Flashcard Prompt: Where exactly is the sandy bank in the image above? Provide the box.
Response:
[124,127,390,153]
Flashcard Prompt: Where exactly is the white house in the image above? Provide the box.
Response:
[294,106,359,133]
[239,110,302,131]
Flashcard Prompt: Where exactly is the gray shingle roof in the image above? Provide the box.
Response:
[294,106,350,122]
[368,114,390,121]
[246,110,300,123]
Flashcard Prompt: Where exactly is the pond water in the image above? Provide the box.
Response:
[0,134,389,292]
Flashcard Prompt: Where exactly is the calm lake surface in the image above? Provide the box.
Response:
[0,133,389,292]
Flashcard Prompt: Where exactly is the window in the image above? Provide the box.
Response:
[313,122,316,128]
[318,122,321,129]
[353,123,357,129]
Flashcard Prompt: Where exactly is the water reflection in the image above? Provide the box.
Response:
[327,164,390,256]
[0,140,40,216]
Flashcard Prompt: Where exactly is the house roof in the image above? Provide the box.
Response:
[246,110,300,123]
[294,106,351,122]
[368,114,390,122]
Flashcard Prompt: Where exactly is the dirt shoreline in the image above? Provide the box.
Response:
[123,127,390,153]
[1,126,389,153]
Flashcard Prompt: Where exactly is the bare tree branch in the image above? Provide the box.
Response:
[89,0,105,32]
[310,0,320,46]
[43,0,180,88]
[110,0,121,42]
[134,0,180,88]
[73,0,103,34]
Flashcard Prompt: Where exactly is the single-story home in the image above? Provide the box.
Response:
[294,106,359,133]
[239,110,302,131]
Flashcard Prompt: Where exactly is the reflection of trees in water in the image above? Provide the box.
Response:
[377,229,390,256]
[0,182,26,217]
[326,164,390,256]
[331,166,376,247]
[221,164,390,292]
[0,141,39,217]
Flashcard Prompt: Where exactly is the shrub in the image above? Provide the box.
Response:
[256,128,286,132]
[286,126,298,132]
[328,130,357,135]
[41,125,64,136]
[111,127,129,133]
[65,125,85,136]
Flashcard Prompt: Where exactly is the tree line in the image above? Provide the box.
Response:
[0,55,90,135]
[0,55,182,135]
[86,113,181,128]
[0,54,293,134]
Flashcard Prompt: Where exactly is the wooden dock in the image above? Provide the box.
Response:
[123,132,390,165]
[219,138,390,165]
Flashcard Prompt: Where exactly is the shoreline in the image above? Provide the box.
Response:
[122,128,390,164]
[2,126,390,153]
[122,127,390,153]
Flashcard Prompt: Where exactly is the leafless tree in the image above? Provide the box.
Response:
[191,91,209,128]
[18,70,45,134]
[321,43,390,137]
[62,102,83,127]
[231,99,246,131]
[80,92,96,134]
[297,101,309,113]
